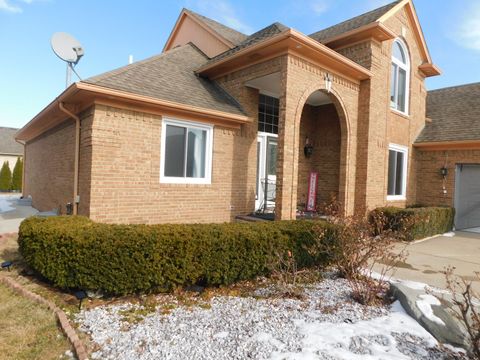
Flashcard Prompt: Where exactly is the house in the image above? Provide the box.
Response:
[15,0,480,229]
[0,127,23,172]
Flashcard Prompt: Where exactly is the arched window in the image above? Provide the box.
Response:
[390,39,410,114]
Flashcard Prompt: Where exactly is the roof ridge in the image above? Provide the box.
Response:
[246,22,289,41]
[0,126,19,130]
[309,0,401,40]
[183,8,248,45]
[84,44,197,85]
[428,82,480,93]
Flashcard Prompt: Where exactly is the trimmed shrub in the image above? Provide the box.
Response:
[11,157,22,191]
[0,161,12,191]
[371,206,455,241]
[18,216,339,295]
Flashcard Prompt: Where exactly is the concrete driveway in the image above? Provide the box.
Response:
[386,232,480,292]
[0,195,38,234]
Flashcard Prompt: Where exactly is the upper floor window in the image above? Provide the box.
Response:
[390,39,410,114]
[160,118,213,184]
[258,94,279,134]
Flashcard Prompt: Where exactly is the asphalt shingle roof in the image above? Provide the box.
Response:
[416,83,480,143]
[0,127,22,155]
[184,9,248,46]
[83,43,245,116]
[309,1,401,43]
[204,22,289,66]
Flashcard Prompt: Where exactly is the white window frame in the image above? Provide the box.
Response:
[390,38,410,116]
[160,118,213,185]
[387,143,408,201]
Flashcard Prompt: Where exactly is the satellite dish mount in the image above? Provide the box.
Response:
[51,32,84,88]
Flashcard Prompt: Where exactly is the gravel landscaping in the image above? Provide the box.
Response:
[75,273,468,360]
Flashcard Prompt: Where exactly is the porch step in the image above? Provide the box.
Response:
[17,197,32,206]
[235,214,274,222]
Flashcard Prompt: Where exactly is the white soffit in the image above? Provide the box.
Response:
[306,90,332,106]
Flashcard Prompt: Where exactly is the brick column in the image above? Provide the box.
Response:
[275,61,298,220]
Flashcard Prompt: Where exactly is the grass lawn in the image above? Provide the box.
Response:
[0,284,72,360]
[0,233,73,360]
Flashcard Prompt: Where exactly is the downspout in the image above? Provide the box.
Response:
[14,139,26,197]
[58,101,80,215]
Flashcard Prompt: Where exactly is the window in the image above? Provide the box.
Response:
[390,39,410,114]
[387,144,408,199]
[258,94,279,134]
[160,118,213,184]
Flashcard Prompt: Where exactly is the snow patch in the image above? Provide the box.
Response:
[416,294,445,326]
[442,232,456,237]
[0,195,17,213]
[271,301,438,360]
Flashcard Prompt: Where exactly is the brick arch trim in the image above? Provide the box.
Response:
[292,83,352,214]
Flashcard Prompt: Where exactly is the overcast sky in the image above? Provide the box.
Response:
[1,0,479,129]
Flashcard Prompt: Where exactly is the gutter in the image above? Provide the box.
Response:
[58,102,80,215]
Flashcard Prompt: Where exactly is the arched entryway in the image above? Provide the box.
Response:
[294,87,350,216]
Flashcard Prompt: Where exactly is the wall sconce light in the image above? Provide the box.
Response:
[304,137,314,158]
[440,166,448,179]
[324,73,332,93]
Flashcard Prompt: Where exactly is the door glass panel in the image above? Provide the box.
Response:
[267,139,277,177]
[387,150,396,195]
[395,151,404,195]
[164,125,186,177]
[256,140,261,198]
[186,128,207,178]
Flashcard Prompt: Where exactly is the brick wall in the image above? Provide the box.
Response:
[24,107,93,214]
[415,148,480,207]
[336,8,428,212]
[88,104,256,224]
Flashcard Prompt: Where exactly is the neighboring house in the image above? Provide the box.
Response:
[15,0,480,229]
[0,127,23,172]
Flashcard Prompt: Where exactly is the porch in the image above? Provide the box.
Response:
[245,64,357,220]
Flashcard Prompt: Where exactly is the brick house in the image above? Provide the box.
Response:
[16,0,480,229]
[0,127,23,173]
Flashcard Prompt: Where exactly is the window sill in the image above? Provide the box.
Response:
[386,195,406,201]
[160,177,211,185]
[390,108,410,119]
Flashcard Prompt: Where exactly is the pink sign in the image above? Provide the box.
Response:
[306,172,318,212]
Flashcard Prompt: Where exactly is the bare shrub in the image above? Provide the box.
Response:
[445,267,480,358]
[310,198,410,306]
[267,249,304,299]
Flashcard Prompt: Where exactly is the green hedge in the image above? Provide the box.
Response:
[372,206,455,241]
[18,216,338,295]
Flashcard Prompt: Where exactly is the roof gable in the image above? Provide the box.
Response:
[0,127,22,155]
[205,22,289,66]
[184,9,248,46]
[163,9,248,57]
[310,1,401,43]
[309,0,438,76]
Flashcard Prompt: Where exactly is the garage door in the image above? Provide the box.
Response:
[455,164,480,230]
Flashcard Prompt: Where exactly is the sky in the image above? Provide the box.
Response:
[1,0,479,129]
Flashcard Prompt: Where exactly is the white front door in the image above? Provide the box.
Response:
[255,133,277,212]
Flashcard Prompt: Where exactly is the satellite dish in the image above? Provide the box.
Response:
[51,32,84,64]
[51,32,84,87]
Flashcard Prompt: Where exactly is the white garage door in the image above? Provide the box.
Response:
[454,164,480,230]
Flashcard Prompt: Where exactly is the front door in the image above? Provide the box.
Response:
[256,133,277,212]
